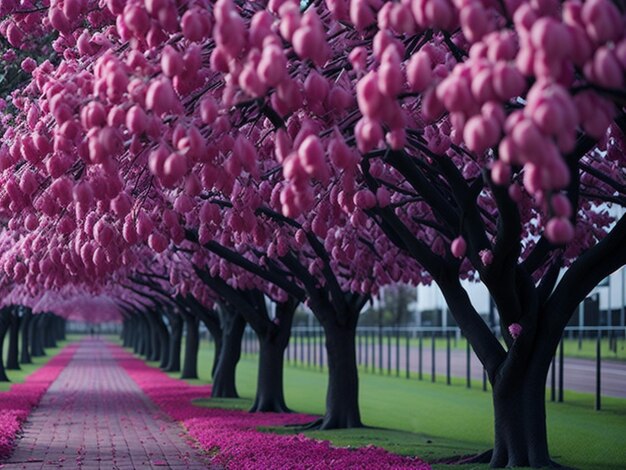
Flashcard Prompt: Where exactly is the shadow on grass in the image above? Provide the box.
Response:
[192,397,251,410]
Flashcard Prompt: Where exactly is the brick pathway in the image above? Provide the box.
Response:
[3,339,212,469]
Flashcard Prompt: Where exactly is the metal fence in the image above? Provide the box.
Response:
[239,325,626,411]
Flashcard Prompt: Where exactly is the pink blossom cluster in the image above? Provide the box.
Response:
[0,342,78,458]
[113,344,429,469]
[507,323,523,340]
[0,0,622,316]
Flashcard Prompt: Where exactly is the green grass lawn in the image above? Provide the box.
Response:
[0,334,79,392]
[135,338,626,470]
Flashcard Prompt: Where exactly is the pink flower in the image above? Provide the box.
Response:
[113,343,429,469]
[0,343,78,458]
[480,249,493,266]
[508,323,523,340]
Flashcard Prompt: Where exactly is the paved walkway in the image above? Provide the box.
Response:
[3,340,211,469]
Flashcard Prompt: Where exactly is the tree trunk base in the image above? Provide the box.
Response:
[318,412,363,430]
[249,397,291,413]
[210,383,239,399]
[180,369,198,379]
[296,414,364,431]
[491,376,552,468]
[321,324,362,430]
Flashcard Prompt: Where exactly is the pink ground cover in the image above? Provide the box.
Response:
[0,342,78,458]
[112,344,430,469]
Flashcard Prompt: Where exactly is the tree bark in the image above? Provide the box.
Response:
[165,314,183,372]
[249,299,295,413]
[122,318,130,347]
[20,309,32,364]
[318,322,362,429]
[51,316,64,342]
[146,312,160,361]
[181,313,200,379]
[138,314,150,357]
[30,315,46,357]
[196,309,222,378]
[490,369,551,468]
[129,317,139,351]
[56,317,66,341]
[6,309,21,370]
[211,310,245,398]
[156,312,170,369]
[43,314,57,349]
[0,312,12,381]
[249,335,290,412]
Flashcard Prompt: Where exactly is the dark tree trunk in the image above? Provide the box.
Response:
[136,319,144,355]
[165,314,183,372]
[249,300,295,413]
[137,315,149,357]
[123,318,133,348]
[122,319,129,347]
[146,312,159,361]
[156,313,170,369]
[249,336,290,412]
[56,317,66,341]
[20,309,32,364]
[43,315,57,348]
[490,364,551,468]
[0,312,11,381]
[181,313,200,379]
[211,334,223,378]
[129,318,139,351]
[211,311,245,398]
[318,323,362,429]
[6,310,21,370]
[30,315,46,357]
[196,310,222,378]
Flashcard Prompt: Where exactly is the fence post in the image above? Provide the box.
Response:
[319,329,326,370]
[313,328,317,368]
[300,329,305,364]
[405,331,410,379]
[446,330,451,385]
[371,330,376,373]
[578,325,583,350]
[379,327,383,373]
[466,338,471,388]
[396,328,400,377]
[596,332,601,411]
[307,329,311,367]
[387,330,392,375]
[418,332,423,380]
[293,330,298,365]
[558,336,564,402]
[431,331,436,383]
[364,330,369,369]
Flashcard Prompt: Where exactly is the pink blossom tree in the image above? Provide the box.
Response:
[1,0,625,467]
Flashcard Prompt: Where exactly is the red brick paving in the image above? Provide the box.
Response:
[3,339,212,469]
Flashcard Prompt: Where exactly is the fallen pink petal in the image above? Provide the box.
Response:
[113,343,429,469]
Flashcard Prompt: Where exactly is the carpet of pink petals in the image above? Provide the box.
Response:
[112,345,430,469]
[0,343,78,458]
